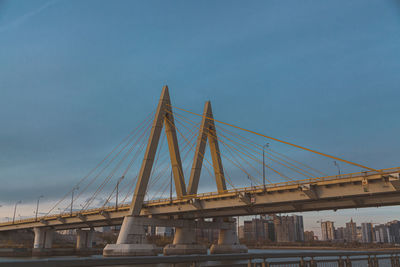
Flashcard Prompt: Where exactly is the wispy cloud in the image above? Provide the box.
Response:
[0,0,60,33]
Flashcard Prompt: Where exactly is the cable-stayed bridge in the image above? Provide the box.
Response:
[1,86,399,256]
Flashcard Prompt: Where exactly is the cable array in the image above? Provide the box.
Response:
[45,111,155,215]
[44,101,377,217]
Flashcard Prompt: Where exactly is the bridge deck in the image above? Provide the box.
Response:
[1,167,399,231]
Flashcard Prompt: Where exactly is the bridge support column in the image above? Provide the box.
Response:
[76,229,94,251]
[103,216,157,257]
[32,227,54,256]
[163,226,207,255]
[33,227,54,249]
[210,218,247,254]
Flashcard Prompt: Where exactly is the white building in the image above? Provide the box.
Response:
[156,226,174,237]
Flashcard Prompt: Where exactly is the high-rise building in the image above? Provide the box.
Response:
[335,227,345,241]
[155,226,174,237]
[274,215,292,242]
[293,215,304,242]
[274,215,304,242]
[195,228,219,242]
[321,221,335,241]
[243,220,254,241]
[243,216,275,242]
[264,220,275,242]
[304,231,315,242]
[375,224,389,243]
[387,221,400,244]
[238,225,245,240]
[345,219,357,242]
[356,226,362,242]
[147,225,156,236]
[361,223,373,243]
[253,218,266,242]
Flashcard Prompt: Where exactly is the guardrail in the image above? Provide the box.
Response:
[1,250,399,267]
[146,166,400,204]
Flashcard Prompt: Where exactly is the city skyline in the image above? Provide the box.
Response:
[239,211,400,239]
[237,214,400,244]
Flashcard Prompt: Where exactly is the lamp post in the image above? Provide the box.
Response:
[12,200,21,224]
[71,186,79,216]
[115,176,125,210]
[263,143,270,190]
[35,195,44,221]
[247,175,253,189]
[170,169,173,202]
[334,161,341,176]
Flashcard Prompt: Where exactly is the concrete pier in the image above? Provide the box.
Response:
[103,216,157,257]
[33,227,54,249]
[104,216,239,257]
[163,227,207,255]
[32,227,54,256]
[210,228,248,254]
[76,229,94,249]
[210,219,247,254]
[76,229,95,255]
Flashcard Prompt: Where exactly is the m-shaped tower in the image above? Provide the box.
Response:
[103,86,247,256]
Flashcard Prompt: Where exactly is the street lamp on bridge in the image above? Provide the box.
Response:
[12,200,21,224]
[247,175,253,189]
[334,161,341,176]
[263,143,270,190]
[35,195,44,221]
[115,176,125,211]
[71,186,79,216]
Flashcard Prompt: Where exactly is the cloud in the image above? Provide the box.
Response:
[0,0,60,33]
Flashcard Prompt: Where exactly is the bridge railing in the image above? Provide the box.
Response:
[146,166,400,204]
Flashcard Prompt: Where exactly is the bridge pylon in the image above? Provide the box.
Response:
[164,101,228,256]
[187,101,227,195]
[104,86,188,256]
[130,85,186,216]
[185,101,247,254]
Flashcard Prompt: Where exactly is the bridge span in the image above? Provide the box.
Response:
[1,86,399,257]
[1,167,399,232]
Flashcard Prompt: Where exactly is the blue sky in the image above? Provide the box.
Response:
[0,0,399,235]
